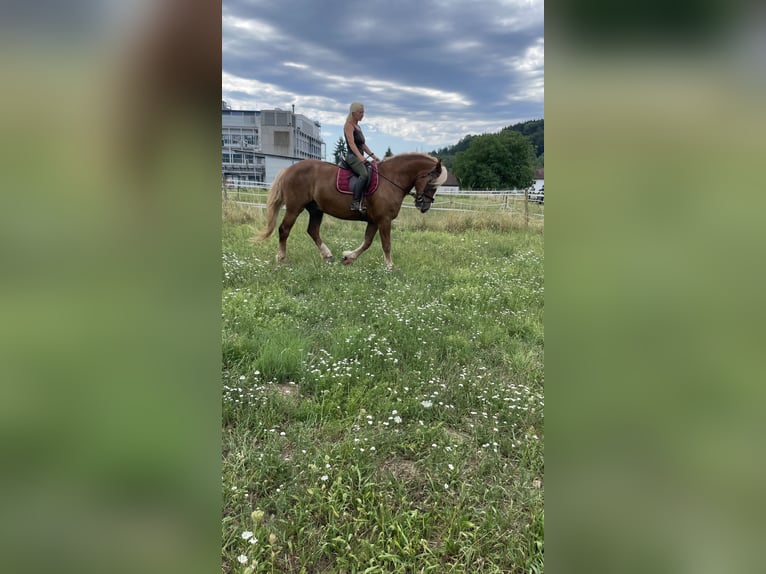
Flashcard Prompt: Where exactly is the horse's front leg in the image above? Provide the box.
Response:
[342,222,378,265]
[378,219,395,270]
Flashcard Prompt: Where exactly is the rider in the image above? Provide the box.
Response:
[344,102,380,212]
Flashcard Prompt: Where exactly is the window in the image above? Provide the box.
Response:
[274,131,290,148]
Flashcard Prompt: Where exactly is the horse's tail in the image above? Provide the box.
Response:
[256,169,286,241]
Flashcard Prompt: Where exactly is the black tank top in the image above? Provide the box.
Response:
[345,125,365,156]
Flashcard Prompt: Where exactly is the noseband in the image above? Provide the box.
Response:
[417,180,438,203]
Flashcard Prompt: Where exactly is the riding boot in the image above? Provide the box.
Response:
[350,178,366,213]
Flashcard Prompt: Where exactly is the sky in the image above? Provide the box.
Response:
[222,0,544,159]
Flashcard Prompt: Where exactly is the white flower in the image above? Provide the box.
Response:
[241,531,254,540]
[393,416,402,424]
[320,475,329,482]
[448,464,454,471]
[421,400,433,408]
[237,555,249,564]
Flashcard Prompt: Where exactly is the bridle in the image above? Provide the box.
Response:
[374,162,440,206]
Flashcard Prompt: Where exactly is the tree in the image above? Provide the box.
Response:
[503,119,544,157]
[333,137,347,164]
[430,134,475,170]
[431,120,543,169]
[452,131,535,190]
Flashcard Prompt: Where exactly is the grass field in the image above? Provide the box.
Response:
[222,202,544,573]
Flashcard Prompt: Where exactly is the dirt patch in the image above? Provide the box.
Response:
[444,426,472,444]
[380,458,419,482]
[272,383,299,397]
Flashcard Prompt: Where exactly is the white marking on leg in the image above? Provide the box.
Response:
[319,243,332,259]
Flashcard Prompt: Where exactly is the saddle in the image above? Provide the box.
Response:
[336,160,379,195]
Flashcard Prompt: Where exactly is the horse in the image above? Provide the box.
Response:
[255,153,448,269]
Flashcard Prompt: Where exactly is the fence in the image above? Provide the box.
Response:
[222,182,543,221]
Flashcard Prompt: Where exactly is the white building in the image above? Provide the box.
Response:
[222,104,325,185]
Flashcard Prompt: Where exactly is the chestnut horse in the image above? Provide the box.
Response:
[256,153,448,269]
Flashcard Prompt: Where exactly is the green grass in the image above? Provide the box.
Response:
[222,202,544,573]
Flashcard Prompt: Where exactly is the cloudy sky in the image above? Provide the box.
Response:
[222,0,544,158]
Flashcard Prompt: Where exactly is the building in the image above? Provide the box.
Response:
[222,103,325,185]
[440,172,461,193]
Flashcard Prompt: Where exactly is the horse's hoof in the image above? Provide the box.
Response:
[342,257,352,265]
[326,256,335,263]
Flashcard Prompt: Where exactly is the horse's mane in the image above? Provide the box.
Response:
[316,153,436,165]
[380,152,437,163]
[381,153,448,186]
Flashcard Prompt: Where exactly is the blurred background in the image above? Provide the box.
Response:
[0,2,221,573]
[546,1,766,572]
[1,0,765,572]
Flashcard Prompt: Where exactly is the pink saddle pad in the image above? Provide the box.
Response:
[336,162,379,195]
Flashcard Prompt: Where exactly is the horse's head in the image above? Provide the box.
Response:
[413,159,448,213]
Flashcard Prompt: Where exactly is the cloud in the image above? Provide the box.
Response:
[222,0,544,150]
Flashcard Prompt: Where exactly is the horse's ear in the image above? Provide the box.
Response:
[433,159,442,174]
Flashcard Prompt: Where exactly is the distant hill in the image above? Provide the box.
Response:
[431,119,544,169]
[503,119,543,157]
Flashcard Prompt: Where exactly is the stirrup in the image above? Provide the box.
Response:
[350,200,363,212]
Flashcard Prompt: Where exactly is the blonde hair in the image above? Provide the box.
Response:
[346,101,364,122]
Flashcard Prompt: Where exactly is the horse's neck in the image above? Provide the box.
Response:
[382,155,431,189]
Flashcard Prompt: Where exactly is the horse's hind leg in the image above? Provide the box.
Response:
[306,203,334,263]
[276,209,301,263]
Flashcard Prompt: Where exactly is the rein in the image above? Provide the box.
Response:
[375,169,427,193]
[375,163,438,202]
